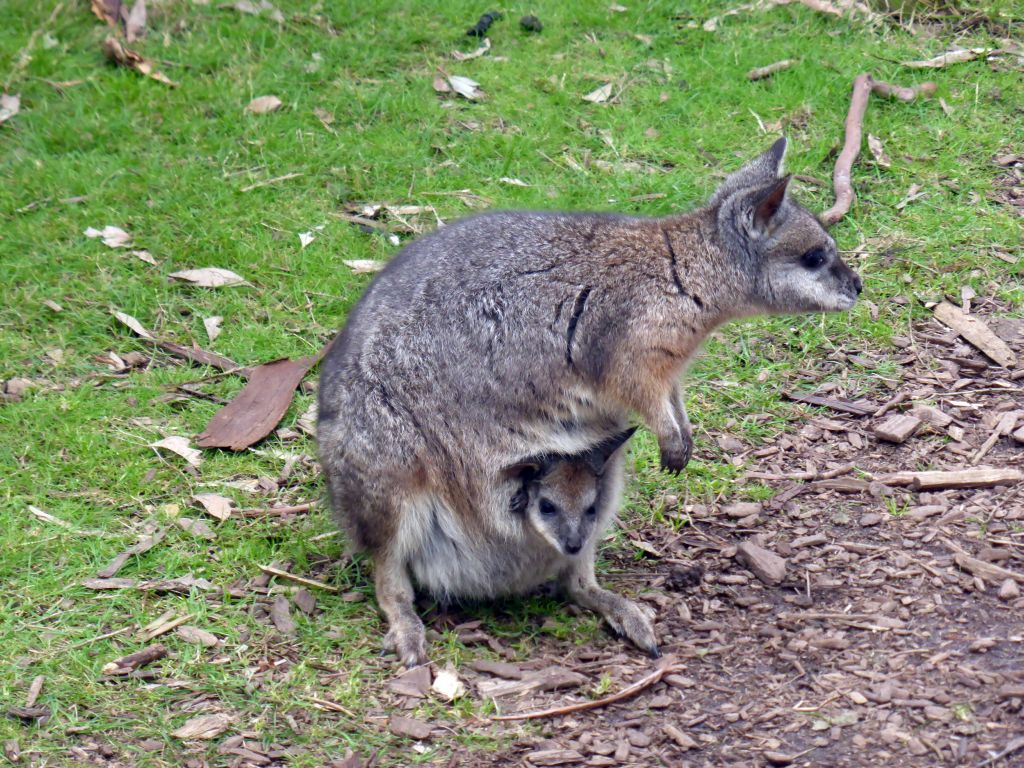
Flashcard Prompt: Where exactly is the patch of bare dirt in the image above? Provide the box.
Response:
[423,301,1024,767]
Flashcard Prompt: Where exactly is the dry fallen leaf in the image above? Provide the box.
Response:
[90,0,122,26]
[112,309,153,339]
[313,106,334,130]
[203,316,222,343]
[232,0,284,22]
[192,493,233,521]
[101,37,178,87]
[867,134,891,168]
[131,249,157,265]
[447,75,482,101]
[176,516,216,540]
[125,0,147,42]
[85,225,132,248]
[151,436,203,468]
[499,177,530,186]
[582,83,613,103]
[296,401,317,437]
[342,259,385,274]
[432,75,451,94]
[299,231,315,249]
[452,38,491,61]
[901,47,989,69]
[169,267,248,287]
[246,95,282,114]
[609,3,628,11]
[171,713,232,740]
[431,665,466,701]
[0,94,20,126]
[176,625,218,647]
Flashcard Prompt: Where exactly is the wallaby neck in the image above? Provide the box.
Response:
[657,206,749,330]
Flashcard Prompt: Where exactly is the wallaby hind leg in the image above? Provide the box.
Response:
[562,557,659,658]
[374,550,427,668]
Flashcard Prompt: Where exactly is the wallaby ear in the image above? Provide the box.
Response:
[752,175,791,233]
[581,426,638,474]
[502,459,543,484]
[710,136,788,206]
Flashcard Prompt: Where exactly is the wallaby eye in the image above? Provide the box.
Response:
[539,500,559,517]
[800,248,827,270]
[584,506,597,518]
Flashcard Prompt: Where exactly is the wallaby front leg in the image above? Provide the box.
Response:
[664,383,693,472]
[562,557,659,658]
[374,552,427,668]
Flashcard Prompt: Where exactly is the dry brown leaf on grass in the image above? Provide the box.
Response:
[169,267,248,287]
[452,38,490,61]
[192,493,233,520]
[901,47,991,69]
[131,248,157,264]
[171,713,233,740]
[101,37,178,87]
[125,0,146,42]
[447,75,483,100]
[0,94,20,126]
[176,625,218,647]
[150,436,203,468]
[342,259,385,274]
[313,106,335,131]
[867,134,890,168]
[582,83,613,103]
[177,517,216,540]
[112,309,153,339]
[245,95,282,114]
[431,665,467,701]
[196,351,326,450]
[230,0,284,23]
[85,225,132,247]
[91,0,124,27]
[203,316,222,342]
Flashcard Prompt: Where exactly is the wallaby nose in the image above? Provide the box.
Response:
[564,535,582,555]
[853,274,863,295]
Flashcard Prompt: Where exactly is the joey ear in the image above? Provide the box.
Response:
[582,426,638,474]
[503,460,543,484]
[751,175,791,233]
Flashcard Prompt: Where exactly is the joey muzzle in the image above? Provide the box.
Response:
[563,532,583,555]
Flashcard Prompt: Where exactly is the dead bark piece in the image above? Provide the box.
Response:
[176,625,219,647]
[872,414,921,443]
[901,47,991,69]
[97,529,166,578]
[151,340,250,377]
[101,643,167,675]
[972,411,1022,464]
[387,666,432,698]
[492,654,679,721]
[526,750,586,766]
[139,611,192,641]
[909,404,953,427]
[747,59,794,80]
[785,391,874,416]
[258,564,339,592]
[736,540,787,585]
[880,468,1022,490]
[821,74,934,226]
[954,553,1022,585]
[389,715,432,740]
[468,659,524,679]
[1013,425,1024,445]
[269,595,296,634]
[932,301,1017,368]
[25,676,44,709]
[171,712,233,740]
[998,579,1020,600]
[197,357,315,450]
[663,724,699,750]
[479,667,587,698]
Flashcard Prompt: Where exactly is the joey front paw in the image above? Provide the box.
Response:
[658,430,693,473]
[384,622,428,668]
[604,599,659,659]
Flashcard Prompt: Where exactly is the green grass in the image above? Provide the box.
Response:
[1,0,1022,764]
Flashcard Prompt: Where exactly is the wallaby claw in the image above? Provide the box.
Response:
[647,644,662,659]
[384,624,428,669]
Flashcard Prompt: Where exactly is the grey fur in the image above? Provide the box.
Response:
[318,137,860,665]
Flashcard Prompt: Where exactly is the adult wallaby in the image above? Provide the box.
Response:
[319,137,861,665]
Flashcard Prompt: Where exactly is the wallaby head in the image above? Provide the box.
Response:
[505,427,636,556]
[711,137,863,315]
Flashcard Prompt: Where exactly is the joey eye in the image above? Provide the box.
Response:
[539,500,559,517]
[584,506,597,518]
[800,248,827,270]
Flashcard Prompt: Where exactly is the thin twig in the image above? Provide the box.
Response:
[237,502,316,518]
[491,655,679,721]
[240,172,304,193]
[258,564,338,592]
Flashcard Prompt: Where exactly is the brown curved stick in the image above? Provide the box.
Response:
[821,74,935,226]
[491,655,680,721]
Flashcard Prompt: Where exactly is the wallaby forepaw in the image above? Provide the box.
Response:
[384,624,428,668]
[659,439,692,473]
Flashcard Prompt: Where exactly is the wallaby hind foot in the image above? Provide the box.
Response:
[374,554,428,668]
